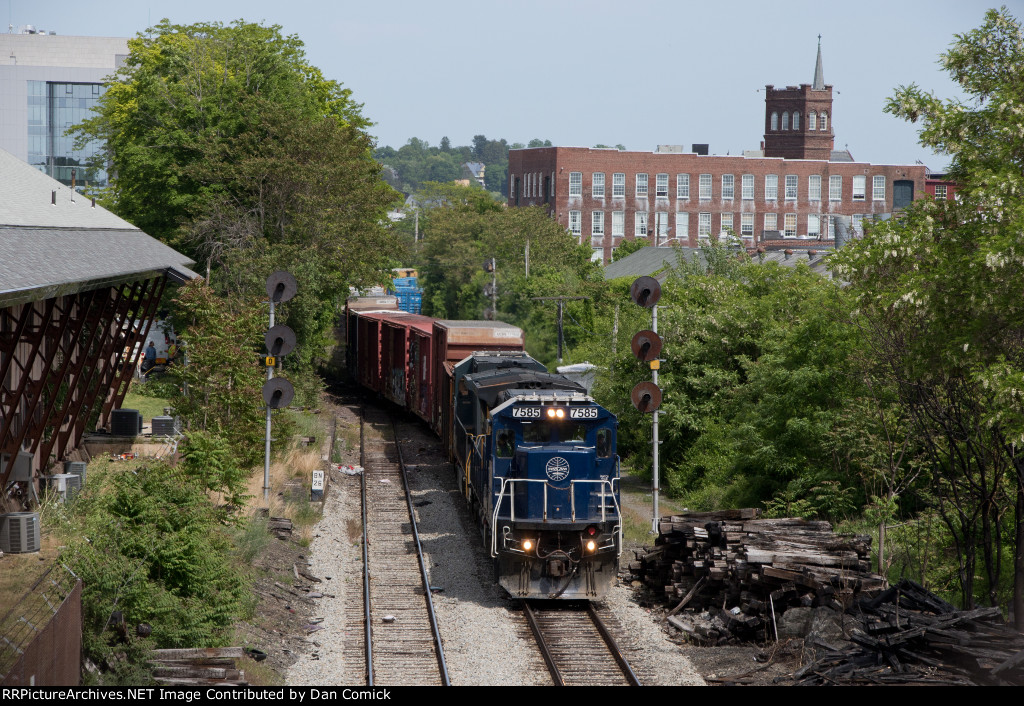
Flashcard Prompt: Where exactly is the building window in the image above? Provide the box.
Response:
[829,175,842,202]
[820,111,828,131]
[785,175,798,201]
[809,111,817,130]
[698,212,712,239]
[873,175,886,201]
[721,212,733,235]
[636,173,649,197]
[676,174,690,199]
[612,211,624,236]
[741,212,754,236]
[593,172,605,198]
[569,172,582,197]
[793,111,800,130]
[675,212,689,239]
[635,212,649,237]
[592,210,604,237]
[782,111,789,130]
[742,174,754,200]
[722,174,735,200]
[765,174,778,201]
[551,172,556,197]
[613,172,625,197]
[569,210,581,236]
[809,175,821,201]
[784,213,797,238]
[655,212,670,241]
[699,173,712,199]
[764,213,778,233]
[853,175,866,200]
[852,214,865,236]
[771,112,778,130]
[656,173,669,198]
[934,184,947,200]
[808,214,820,237]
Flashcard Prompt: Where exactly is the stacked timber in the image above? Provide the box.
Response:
[149,647,248,686]
[632,509,886,637]
[792,579,1024,686]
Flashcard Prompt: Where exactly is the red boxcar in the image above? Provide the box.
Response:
[380,313,435,409]
[430,320,525,442]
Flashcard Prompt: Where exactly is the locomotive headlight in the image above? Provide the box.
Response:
[545,407,566,419]
[555,408,565,419]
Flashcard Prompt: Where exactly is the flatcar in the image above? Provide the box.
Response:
[345,305,622,599]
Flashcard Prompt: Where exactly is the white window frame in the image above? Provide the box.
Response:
[852,214,865,236]
[722,174,735,200]
[765,174,778,201]
[698,212,712,239]
[741,212,754,236]
[635,211,648,237]
[820,112,828,131]
[873,175,886,201]
[569,172,582,197]
[636,173,649,197]
[699,173,712,199]
[656,173,669,198]
[771,112,778,130]
[742,174,754,200]
[809,175,821,201]
[784,213,797,238]
[785,175,798,201]
[782,111,789,130]
[853,175,866,201]
[675,212,689,240]
[829,175,842,202]
[611,211,624,236]
[808,214,820,237]
[592,210,605,237]
[655,211,670,241]
[720,212,733,235]
[612,172,625,197]
[592,172,605,199]
[808,111,817,130]
[934,184,947,200]
[793,111,800,130]
[764,213,778,233]
[676,174,690,199]
[551,172,556,197]
[569,210,581,236]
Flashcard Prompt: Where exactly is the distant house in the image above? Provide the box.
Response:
[462,162,486,188]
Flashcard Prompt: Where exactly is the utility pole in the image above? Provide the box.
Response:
[531,296,588,364]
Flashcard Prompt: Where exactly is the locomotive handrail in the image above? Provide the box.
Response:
[490,477,622,558]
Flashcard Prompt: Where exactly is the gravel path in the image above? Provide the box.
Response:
[288,407,704,686]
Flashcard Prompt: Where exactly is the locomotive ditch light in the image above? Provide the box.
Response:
[586,539,597,553]
[523,539,534,552]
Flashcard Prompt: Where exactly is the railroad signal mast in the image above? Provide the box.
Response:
[483,258,497,320]
[629,276,663,532]
[263,271,297,503]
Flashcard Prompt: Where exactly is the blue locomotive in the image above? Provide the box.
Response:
[451,352,621,599]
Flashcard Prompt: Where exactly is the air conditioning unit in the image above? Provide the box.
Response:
[40,473,82,503]
[0,451,33,481]
[111,408,142,437]
[64,461,87,486]
[0,512,40,553]
[151,416,180,437]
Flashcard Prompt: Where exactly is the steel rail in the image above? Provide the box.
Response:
[360,412,373,686]
[391,416,451,686]
[521,600,565,686]
[587,603,642,686]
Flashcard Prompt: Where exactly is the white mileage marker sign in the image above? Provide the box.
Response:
[312,470,325,491]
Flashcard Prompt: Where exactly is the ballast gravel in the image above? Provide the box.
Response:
[288,413,704,686]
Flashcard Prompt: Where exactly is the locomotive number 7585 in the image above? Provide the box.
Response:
[569,407,598,419]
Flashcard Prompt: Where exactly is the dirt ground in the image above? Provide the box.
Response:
[233,394,802,686]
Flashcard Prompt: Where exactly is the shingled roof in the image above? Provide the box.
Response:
[0,149,198,307]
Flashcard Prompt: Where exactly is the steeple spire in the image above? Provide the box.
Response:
[813,35,825,90]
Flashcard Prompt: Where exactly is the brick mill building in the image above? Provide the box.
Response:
[507,42,927,262]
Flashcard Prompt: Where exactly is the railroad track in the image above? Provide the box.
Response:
[360,405,449,686]
[522,601,642,686]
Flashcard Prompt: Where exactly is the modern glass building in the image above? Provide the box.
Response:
[0,31,128,189]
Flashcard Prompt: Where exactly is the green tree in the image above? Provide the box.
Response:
[834,7,1024,617]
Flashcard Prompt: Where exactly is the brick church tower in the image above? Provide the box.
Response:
[763,38,834,160]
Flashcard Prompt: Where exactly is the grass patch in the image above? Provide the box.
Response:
[122,391,171,423]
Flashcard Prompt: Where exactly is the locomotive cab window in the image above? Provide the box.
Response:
[495,429,514,458]
[558,424,587,444]
[597,428,612,457]
[522,421,551,444]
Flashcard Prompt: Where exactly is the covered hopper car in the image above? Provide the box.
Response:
[346,306,622,599]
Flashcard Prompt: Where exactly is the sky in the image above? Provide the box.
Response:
[8,0,1019,171]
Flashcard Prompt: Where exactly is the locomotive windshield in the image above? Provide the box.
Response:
[521,421,588,444]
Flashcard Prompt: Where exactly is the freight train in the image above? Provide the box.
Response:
[345,299,622,599]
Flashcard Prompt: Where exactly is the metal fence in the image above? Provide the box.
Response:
[0,563,81,686]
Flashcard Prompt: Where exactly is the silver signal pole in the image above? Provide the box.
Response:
[652,303,659,533]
